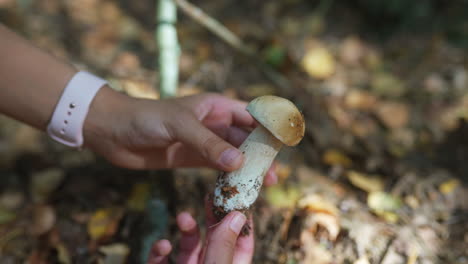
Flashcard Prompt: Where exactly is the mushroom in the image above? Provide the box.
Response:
[213,95,305,219]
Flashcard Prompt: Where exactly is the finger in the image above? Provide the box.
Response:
[167,112,244,171]
[233,216,255,264]
[222,99,256,128]
[183,94,256,128]
[205,124,250,148]
[176,212,202,264]
[148,239,172,264]
[203,211,247,263]
[263,164,278,186]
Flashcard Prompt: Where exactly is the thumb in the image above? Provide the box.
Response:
[204,211,247,263]
[167,112,244,171]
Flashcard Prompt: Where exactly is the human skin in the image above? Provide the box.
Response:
[148,197,255,264]
[0,24,277,184]
[0,24,276,262]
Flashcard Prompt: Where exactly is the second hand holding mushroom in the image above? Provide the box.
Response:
[213,96,305,222]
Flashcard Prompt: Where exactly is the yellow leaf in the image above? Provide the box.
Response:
[322,149,352,167]
[99,243,130,264]
[367,192,401,223]
[126,183,151,211]
[298,194,339,216]
[439,178,460,194]
[347,171,384,193]
[265,185,300,209]
[302,46,335,79]
[87,208,124,241]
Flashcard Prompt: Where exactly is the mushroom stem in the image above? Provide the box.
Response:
[213,124,283,217]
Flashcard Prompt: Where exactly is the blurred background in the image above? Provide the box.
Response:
[0,0,467,263]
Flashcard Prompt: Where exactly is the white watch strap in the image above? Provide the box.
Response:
[47,71,107,148]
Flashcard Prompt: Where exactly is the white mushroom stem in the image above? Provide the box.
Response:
[214,124,283,214]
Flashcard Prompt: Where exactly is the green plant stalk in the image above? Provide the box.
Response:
[157,0,180,98]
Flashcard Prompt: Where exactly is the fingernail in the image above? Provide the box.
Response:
[229,212,246,234]
[219,148,242,168]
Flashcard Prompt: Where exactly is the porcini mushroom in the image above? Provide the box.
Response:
[213,95,305,219]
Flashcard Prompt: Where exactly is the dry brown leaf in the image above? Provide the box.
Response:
[275,162,292,182]
[120,79,159,100]
[30,205,56,236]
[110,52,141,77]
[345,90,378,110]
[304,213,340,241]
[0,191,24,210]
[340,36,365,66]
[376,102,409,129]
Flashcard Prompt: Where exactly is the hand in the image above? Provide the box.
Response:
[84,89,277,183]
[148,199,254,264]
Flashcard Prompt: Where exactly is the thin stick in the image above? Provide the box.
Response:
[157,0,180,98]
[173,0,291,92]
[174,0,255,57]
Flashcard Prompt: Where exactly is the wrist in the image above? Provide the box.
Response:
[83,85,133,148]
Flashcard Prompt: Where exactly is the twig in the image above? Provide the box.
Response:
[174,0,255,57]
[174,0,292,93]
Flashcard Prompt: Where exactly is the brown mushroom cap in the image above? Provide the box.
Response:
[246,95,305,146]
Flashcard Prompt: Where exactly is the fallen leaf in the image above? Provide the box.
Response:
[99,243,130,264]
[110,52,141,77]
[322,149,352,168]
[0,191,24,210]
[354,256,370,264]
[371,72,406,98]
[30,204,56,236]
[178,85,203,97]
[424,73,447,94]
[275,162,292,182]
[121,79,159,100]
[439,178,460,195]
[126,183,151,212]
[344,90,378,110]
[300,230,332,264]
[404,195,420,209]
[298,194,339,216]
[367,192,402,223]
[347,171,384,193]
[302,45,335,80]
[265,185,300,209]
[304,212,340,241]
[87,207,124,241]
[376,102,409,129]
[340,36,365,66]
[56,243,71,264]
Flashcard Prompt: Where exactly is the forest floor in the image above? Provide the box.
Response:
[0,0,467,263]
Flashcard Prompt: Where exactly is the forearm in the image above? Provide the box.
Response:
[0,23,77,130]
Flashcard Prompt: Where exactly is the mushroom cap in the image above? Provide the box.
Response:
[246,95,305,146]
